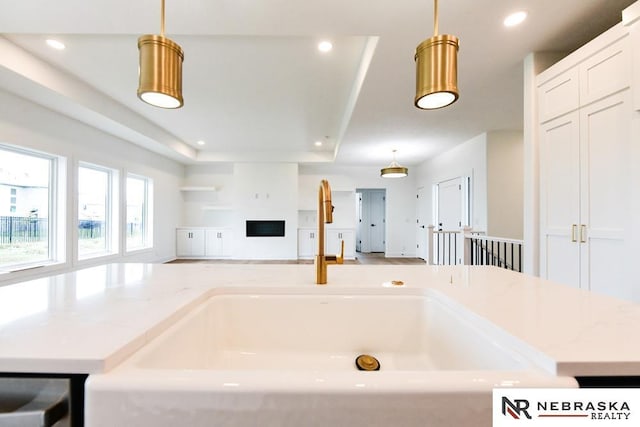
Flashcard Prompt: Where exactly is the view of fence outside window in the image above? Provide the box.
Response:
[126,175,150,251]
[0,146,53,270]
[78,165,112,259]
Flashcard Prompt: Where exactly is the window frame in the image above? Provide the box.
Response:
[76,162,119,261]
[125,173,153,252]
[0,144,63,272]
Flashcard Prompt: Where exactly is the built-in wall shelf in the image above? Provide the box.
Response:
[202,205,233,211]
[180,186,217,192]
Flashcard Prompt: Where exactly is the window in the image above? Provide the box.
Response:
[77,164,118,259]
[126,174,152,251]
[0,145,59,270]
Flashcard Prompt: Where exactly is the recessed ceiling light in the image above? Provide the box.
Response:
[314,141,323,147]
[46,39,65,50]
[196,140,205,146]
[504,11,527,27]
[318,41,333,53]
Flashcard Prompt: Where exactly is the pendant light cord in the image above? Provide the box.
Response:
[433,0,439,37]
[160,0,165,36]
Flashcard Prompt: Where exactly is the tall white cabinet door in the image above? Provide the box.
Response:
[579,91,631,299]
[540,112,581,288]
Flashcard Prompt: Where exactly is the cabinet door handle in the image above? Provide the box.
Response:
[580,224,587,243]
[571,224,577,242]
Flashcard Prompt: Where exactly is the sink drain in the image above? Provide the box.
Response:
[355,354,380,371]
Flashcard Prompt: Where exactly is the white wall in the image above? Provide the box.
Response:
[415,131,525,240]
[486,130,524,239]
[182,164,235,227]
[415,133,488,232]
[233,163,298,260]
[181,162,417,259]
[0,89,184,284]
[298,173,357,229]
[300,165,417,258]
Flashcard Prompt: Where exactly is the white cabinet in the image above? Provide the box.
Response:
[539,86,633,299]
[538,31,630,122]
[177,228,231,258]
[205,229,232,258]
[578,36,631,106]
[537,23,635,301]
[326,229,355,260]
[176,229,205,257]
[298,228,356,260]
[538,67,579,122]
[297,229,317,259]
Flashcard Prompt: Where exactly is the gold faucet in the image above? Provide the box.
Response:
[315,179,344,284]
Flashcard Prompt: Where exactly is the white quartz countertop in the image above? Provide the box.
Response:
[0,263,639,377]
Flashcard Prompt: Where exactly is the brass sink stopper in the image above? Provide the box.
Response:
[355,354,380,371]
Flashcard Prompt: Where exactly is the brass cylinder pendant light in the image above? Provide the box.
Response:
[414,0,459,110]
[138,0,184,108]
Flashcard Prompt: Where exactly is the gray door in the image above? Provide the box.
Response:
[416,187,427,260]
[369,191,385,252]
[357,189,386,253]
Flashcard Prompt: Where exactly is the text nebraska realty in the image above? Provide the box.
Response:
[504,397,631,420]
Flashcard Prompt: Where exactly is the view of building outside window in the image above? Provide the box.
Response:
[126,175,149,250]
[78,165,109,258]
[0,146,52,269]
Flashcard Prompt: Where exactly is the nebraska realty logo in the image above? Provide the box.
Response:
[493,389,640,426]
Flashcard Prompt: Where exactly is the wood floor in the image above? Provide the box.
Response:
[167,252,425,265]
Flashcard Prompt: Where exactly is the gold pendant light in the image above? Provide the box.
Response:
[414,0,459,110]
[137,0,184,109]
[380,150,408,178]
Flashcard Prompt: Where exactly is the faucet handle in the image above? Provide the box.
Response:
[337,239,344,264]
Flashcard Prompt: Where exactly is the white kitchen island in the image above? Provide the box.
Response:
[1,263,639,425]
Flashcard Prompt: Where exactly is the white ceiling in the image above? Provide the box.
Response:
[0,0,635,167]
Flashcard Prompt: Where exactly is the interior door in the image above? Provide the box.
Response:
[416,187,427,260]
[436,178,464,264]
[437,178,462,230]
[356,192,362,252]
[369,191,386,252]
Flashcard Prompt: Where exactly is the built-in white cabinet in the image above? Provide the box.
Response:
[176,227,231,258]
[176,229,205,257]
[326,228,355,260]
[298,229,317,259]
[538,67,579,123]
[538,23,634,300]
[205,229,232,258]
[297,228,356,260]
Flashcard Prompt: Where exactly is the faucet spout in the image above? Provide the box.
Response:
[315,179,344,284]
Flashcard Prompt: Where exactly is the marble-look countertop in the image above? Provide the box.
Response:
[0,263,639,377]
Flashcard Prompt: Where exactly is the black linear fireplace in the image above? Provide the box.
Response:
[245,220,285,237]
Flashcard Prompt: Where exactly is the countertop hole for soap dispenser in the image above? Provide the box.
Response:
[355,354,380,371]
